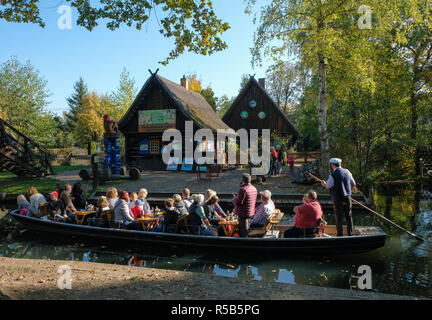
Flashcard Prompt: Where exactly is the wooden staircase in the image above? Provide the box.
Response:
[0,118,54,178]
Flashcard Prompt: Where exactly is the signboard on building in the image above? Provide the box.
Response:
[138,109,176,132]
[138,140,150,155]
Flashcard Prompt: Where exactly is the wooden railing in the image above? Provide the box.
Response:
[0,118,54,176]
[290,151,321,164]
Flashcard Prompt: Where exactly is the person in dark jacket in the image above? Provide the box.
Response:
[188,194,217,236]
[47,191,65,218]
[154,198,181,233]
[321,158,356,236]
[71,183,86,210]
[276,145,283,176]
[233,173,258,237]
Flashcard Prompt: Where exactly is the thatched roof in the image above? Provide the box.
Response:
[119,73,230,132]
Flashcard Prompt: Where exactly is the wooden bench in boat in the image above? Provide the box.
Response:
[248,210,285,238]
[274,224,369,238]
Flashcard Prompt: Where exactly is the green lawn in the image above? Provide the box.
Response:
[0,171,16,180]
[0,165,89,194]
[0,177,64,194]
[52,165,89,174]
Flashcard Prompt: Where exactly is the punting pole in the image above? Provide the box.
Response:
[308,173,425,242]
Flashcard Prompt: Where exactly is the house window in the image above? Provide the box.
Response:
[150,140,160,154]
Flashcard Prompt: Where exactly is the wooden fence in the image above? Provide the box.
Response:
[291,151,321,164]
[48,147,91,166]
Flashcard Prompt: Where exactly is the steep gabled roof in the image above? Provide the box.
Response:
[222,76,299,137]
[119,74,230,132]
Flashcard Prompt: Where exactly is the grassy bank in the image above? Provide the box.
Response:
[0,177,64,194]
[0,165,88,194]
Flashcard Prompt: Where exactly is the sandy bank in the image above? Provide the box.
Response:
[0,257,421,300]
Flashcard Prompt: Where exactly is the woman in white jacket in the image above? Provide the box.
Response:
[27,186,47,217]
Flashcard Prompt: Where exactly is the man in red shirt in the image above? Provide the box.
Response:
[284,190,323,238]
[233,173,258,237]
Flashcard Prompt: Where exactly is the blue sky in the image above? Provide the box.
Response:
[0,0,272,116]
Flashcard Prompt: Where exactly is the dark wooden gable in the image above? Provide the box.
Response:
[222,77,299,138]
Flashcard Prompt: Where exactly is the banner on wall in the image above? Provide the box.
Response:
[181,158,194,171]
[138,140,150,155]
[138,109,176,132]
[166,157,180,171]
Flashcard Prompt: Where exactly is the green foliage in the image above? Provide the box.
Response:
[64,77,88,133]
[248,0,432,183]
[265,61,300,111]
[201,87,217,112]
[239,73,249,93]
[0,56,57,147]
[111,68,138,121]
[185,73,218,112]
[270,131,293,152]
[216,95,234,118]
[75,91,116,146]
[0,0,230,66]
[291,74,320,151]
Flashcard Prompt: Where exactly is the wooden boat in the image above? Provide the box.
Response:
[9,210,386,254]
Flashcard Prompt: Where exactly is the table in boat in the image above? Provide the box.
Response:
[73,211,97,225]
[218,220,240,237]
[137,217,160,231]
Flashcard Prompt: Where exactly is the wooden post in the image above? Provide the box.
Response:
[420,159,423,182]
[91,154,99,191]
[368,186,376,210]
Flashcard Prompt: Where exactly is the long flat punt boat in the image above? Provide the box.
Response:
[9,210,386,254]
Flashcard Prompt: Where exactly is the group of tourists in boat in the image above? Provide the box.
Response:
[14,158,357,239]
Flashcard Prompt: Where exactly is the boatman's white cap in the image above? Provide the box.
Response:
[329,158,342,164]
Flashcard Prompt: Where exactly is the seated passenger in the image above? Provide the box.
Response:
[106,187,119,210]
[17,194,30,215]
[71,182,86,210]
[114,190,141,230]
[60,184,77,215]
[284,190,323,238]
[249,190,275,229]
[188,194,217,236]
[136,188,151,214]
[181,188,193,209]
[55,183,65,198]
[204,189,226,219]
[203,195,225,227]
[129,192,138,210]
[95,196,110,218]
[27,187,47,217]
[154,198,180,233]
[173,194,188,215]
[47,191,65,220]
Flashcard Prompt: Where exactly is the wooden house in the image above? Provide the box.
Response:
[222,76,299,145]
[118,72,231,171]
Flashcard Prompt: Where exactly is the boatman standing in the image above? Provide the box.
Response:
[320,158,356,237]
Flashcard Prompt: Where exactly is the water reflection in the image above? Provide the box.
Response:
[1,182,432,298]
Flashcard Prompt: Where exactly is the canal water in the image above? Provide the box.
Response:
[1,182,431,299]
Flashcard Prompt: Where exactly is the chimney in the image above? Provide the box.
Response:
[258,78,266,89]
[180,75,189,90]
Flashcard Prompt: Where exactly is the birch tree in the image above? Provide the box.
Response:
[247,0,361,176]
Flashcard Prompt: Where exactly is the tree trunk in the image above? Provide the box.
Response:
[410,92,420,176]
[318,52,330,177]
